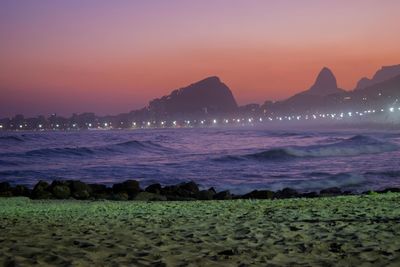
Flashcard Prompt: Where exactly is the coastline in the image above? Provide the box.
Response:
[1,193,400,266]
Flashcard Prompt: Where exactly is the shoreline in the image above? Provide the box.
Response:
[1,179,400,201]
[1,193,400,266]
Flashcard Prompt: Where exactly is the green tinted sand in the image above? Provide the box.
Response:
[1,194,400,266]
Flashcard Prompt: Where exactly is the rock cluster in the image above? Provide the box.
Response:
[0,180,397,201]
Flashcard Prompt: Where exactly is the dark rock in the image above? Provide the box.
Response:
[208,187,217,194]
[242,190,274,199]
[275,188,299,199]
[134,192,167,201]
[362,190,375,195]
[69,180,92,199]
[161,182,200,198]
[214,190,232,200]
[378,187,400,193]
[0,182,11,192]
[31,180,53,199]
[50,181,71,199]
[52,186,70,199]
[320,187,342,196]
[161,185,180,199]
[88,183,107,192]
[0,191,13,197]
[50,180,70,187]
[165,194,196,201]
[112,180,140,197]
[178,181,199,194]
[145,183,162,194]
[12,185,31,197]
[74,190,91,200]
[112,192,129,201]
[161,185,179,196]
[88,184,110,199]
[300,192,319,198]
[196,189,216,200]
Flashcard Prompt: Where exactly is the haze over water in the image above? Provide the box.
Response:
[1,127,400,193]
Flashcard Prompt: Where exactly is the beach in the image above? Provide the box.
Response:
[1,193,400,266]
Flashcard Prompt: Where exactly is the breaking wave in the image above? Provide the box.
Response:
[280,173,367,191]
[1,140,172,158]
[0,135,25,142]
[240,135,397,160]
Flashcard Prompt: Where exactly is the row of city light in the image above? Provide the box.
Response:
[1,106,399,130]
[99,106,400,129]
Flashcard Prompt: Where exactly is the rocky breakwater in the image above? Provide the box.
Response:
[1,180,400,201]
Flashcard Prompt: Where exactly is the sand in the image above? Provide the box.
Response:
[1,193,400,266]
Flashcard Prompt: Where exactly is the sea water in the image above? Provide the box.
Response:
[1,127,400,193]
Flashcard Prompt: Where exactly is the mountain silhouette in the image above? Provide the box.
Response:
[5,64,400,129]
[304,67,344,96]
[147,76,238,117]
[263,67,344,115]
[355,64,400,90]
[353,73,400,99]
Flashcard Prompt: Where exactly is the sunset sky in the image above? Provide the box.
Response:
[1,0,400,117]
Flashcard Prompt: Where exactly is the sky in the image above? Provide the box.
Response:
[1,0,400,117]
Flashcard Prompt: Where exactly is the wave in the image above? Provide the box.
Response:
[213,155,245,162]
[219,172,367,194]
[102,140,173,154]
[2,139,172,158]
[0,134,51,143]
[25,147,95,157]
[0,169,44,177]
[0,135,25,142]
[267,132,314,138]
[248,148,298,160]
[0,159,20,166]
[365,170,400,178]
[280,173,366,192]
[113,140,165,150]
[225,135,398,161]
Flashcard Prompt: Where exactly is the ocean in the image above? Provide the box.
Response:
[1,126,400,194]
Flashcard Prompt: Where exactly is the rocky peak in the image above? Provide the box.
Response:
[306,67,341,96]
[192,76,221,86]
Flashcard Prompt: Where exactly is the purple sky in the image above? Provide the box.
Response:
[1,0,400,116]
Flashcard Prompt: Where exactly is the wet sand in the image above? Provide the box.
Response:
[1,193,400,266]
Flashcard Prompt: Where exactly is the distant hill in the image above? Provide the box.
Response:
[355,64,400,90]
[265,73,400,116]
[5,65,400,131]
[147,76,238,118]
[349,73,400,106]
[264,67,345,115]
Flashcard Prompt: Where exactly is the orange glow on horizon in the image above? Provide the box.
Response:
[1,0,400,116]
